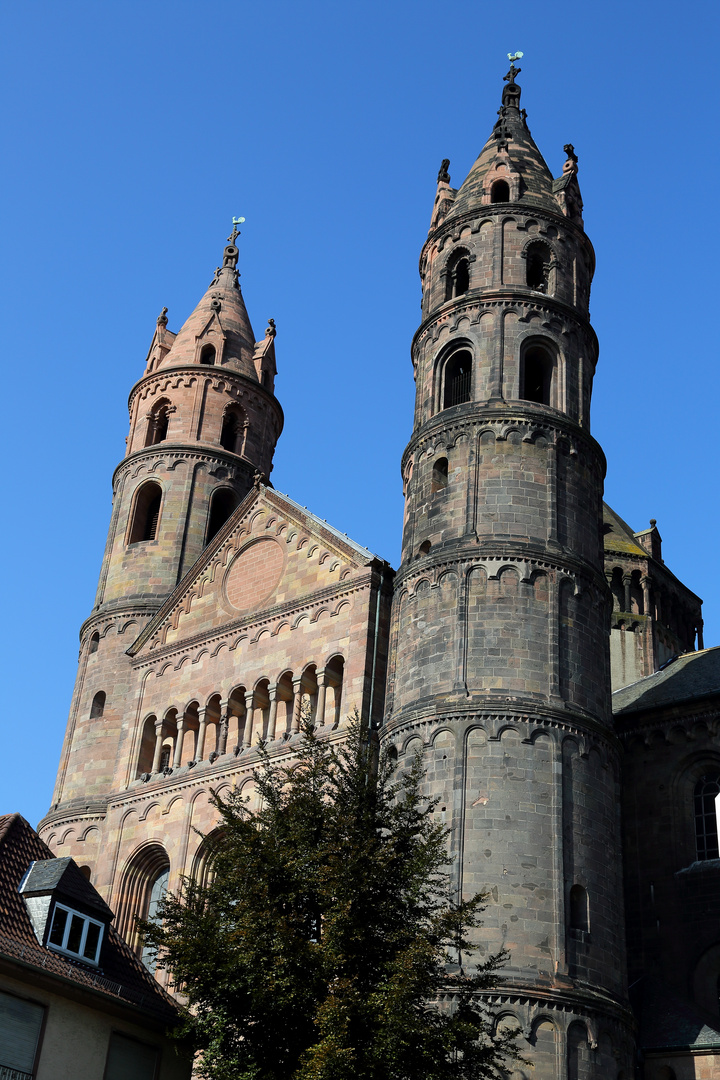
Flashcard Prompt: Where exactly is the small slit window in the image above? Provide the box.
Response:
[200,344,216,365]
[431,457,448,492]
[128,482,162,544]
[491,179,510,203]
[90,691,106,719]
[521,345,553,406]
[569,884,589,932]
[695,774,720,861]
[442,350,472,409]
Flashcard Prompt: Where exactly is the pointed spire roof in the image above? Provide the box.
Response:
[156,227,258,380]
[445,62,559,221]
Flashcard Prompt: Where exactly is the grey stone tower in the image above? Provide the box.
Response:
[384,66,634,1075]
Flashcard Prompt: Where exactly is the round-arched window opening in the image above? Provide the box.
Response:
[569,884,589,932]
[526,243,551,292]
[491,179,510,203]
[200,344,216,366]
[206,488,240,546]
[443,350,472,409]
[128,481,162,544]
[220,407,245,454]
[694,774,720,861]
[431,457,448,493]
[145,402,171,447]
[90,691,106,719]
[521,346,553,406]
[419,540,432,556]
[89,632,99,655]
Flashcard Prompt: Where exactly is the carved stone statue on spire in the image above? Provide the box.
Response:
[437,159,450,184]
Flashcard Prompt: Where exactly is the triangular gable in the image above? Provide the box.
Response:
[128,485,381,658]
[603,502,648,558]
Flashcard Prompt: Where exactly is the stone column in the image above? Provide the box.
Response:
[267,686,278,741]
[217,707,229,756]
[315,669,327,727]
[244,691,255,748]
[291,678,303,734]
[151,721,164,773]
[196,707,207,761]
[623,574,632,615]
[173,715,186,769]
[698,619,705,651]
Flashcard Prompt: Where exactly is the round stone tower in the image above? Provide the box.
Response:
[52,232,283,809]
[384,66,634,1074]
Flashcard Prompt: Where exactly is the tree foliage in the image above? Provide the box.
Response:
[142,719,520,1079]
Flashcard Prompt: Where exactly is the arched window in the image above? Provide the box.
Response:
[206,488,240,545]
[89,691,106,719]
[200,344,216,365]
[325,655,345,729]
[491,179,510,203]
[128,482,162,544]
[432,457,448,492]
[526,241,552,292]
[442,350,472,409]
[116,845,170,958]
[141,866,169,972]
[145,400,171,447]
[89,632,99,655]
[521,345,554,406]
[220,406,246,455]
[444,252,471,301]
[136,715,157,776]
[694,774,720,860]
[191,829,227,891]
[569,884,589,932]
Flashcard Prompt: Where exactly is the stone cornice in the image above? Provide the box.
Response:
[382,704,620,756]
[393,543,608,596]
[127,363,283,426]
[400,405,606,477]
[112,443,256,489]
[79,604,161,643]
[421,202,595,269]
[412,290,598,359]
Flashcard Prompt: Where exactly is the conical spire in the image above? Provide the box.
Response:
[445,61,558,221]
[156,225,258,379]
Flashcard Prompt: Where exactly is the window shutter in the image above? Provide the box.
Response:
[0,990,44,1074]
[104,1032,159,1080]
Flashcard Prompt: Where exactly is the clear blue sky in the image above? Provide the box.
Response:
[1,0,718,825]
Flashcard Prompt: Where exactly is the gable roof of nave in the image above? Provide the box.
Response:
[128,483,388,660]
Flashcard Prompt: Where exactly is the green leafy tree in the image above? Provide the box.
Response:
[141,719,520,1079]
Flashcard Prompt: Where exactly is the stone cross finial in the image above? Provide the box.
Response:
[437,159,450,183]
[227,216,245,245]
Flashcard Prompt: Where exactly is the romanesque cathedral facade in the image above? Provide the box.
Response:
[40,67,720,1078]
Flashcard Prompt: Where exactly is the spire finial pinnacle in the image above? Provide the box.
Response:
[227,216,245,246]
[501,53,523,109]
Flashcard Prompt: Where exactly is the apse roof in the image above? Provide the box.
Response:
[613,647,720,717]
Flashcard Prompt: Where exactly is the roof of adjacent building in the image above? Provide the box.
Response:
[0,813,178,1020]
[613,647,720,717]
[19,856,113,919]
[633,977,720,1051]
[603,502,649,558]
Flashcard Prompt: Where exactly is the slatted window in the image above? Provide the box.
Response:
[0,990,45,1079]
[695,775,720,860]
[104,1032,159,1080]
[442,350,472,409]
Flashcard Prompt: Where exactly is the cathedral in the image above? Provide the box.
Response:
[39,64,720,1078]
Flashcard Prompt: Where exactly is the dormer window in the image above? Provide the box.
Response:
[48,902,104,964]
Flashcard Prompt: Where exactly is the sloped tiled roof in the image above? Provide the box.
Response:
[603,503,648,558]
[20,856,113,919]
[633,977,720,1050]
[0,813,178,1020]
[613,647,720,718]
